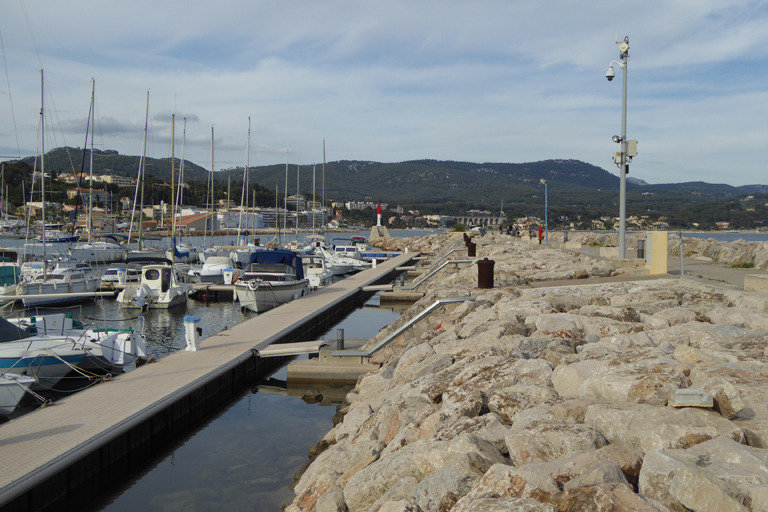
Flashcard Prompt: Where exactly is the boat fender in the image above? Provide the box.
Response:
[232,271,239,283]
[247,280,259,291]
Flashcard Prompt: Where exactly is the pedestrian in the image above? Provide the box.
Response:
[538,225,543,244]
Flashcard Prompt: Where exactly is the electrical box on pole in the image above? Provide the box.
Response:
[627,140,638,157]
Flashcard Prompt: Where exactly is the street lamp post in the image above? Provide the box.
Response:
[540,179,548,247]
[606,36,636,260]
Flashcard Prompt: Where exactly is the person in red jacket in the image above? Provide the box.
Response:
[538,225,543,244]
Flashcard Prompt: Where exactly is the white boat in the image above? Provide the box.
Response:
[100,262,142,286]
[350,235,370,251]
[17,262,100,307]
[166,239,199,264]
[303,255,333,289]
[234,249,309,313]
[0,322,89,391]
[116,258,191,309]
[318,247,369,276]
[69,235,126,263]
[0,374,36,417]
[188,256,234,284]
[8,313,147,374]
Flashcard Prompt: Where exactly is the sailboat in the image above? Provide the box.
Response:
[125,92,164,260]
[70,80,126,263]
[165,117,199,264]
[17,71,100,307]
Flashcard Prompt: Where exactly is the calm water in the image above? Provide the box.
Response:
[89,292,401,512]
[0,229,419,511]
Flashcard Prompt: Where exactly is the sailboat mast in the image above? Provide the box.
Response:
[296,165,299,239]
[284,151,288,242]
[171,114,175,239]
[238,117,250,241]
[138,91,149,250]
[322,139,326,228]
[313,164,316,236]
[209,126,214,246]
[87,79,95,243]
[170,113,175,264]
[226,176,230,245]
[40,69,46,266]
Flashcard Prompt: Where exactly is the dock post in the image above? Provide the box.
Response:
[184,316,202,351]
[337,329,345,350]
[117,268,127,285]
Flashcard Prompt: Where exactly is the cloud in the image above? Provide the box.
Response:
[2,1,768,185]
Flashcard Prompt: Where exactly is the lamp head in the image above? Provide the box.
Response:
[612,135,622,143]
[606,65,615,81]
[540,179,548,185]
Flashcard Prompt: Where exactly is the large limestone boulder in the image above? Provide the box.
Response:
[585,403,745,454]
[554,483,672,512]
[639,436,768,512]
[504,409,608,466]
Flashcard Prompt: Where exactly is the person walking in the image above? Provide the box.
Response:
[538,225,543,245]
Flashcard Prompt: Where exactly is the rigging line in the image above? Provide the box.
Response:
[18,0,42,69]
[43,83,76,173]
[0,27,21,158]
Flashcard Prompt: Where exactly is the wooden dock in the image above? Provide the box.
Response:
[0,253,416,512]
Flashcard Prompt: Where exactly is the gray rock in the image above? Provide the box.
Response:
[585,403,745,454]
[453,497,557,512]
[562,461,628,490]
[668,388,714,408]
[414,452,495,512]
[487,384,559,424]
[316,486,349,512]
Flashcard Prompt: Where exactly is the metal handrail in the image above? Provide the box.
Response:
[332,296,474,357]
[403,259,472,290]
[428,244,468,270]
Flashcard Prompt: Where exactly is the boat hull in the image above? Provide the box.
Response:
[0,376,35,417]
[19,279,100,307]
[234,279,309,313]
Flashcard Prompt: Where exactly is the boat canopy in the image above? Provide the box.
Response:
[0,266,20,286]
[0,317,34,343]
[124,257,173,266]
[246,249,304,280]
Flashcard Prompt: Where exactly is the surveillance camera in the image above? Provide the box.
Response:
[606,66,615,81]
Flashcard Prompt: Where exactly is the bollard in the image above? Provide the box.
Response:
[477,258,495,289]
[372,258,377,268]
[184,316,202,351]
[222,269,235,285]
[637,239,645,260]
[116,268,127,285]
[564,232,569,243]
[336,329,345,350]
[467,241,476,258]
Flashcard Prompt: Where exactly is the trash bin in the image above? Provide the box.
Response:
[477,258,495,289]
[467,242,477,258]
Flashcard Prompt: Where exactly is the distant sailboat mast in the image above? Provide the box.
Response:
[296,165,299,239]
[87,79,95,244]
[238,117,250,241]
[40,69,46,267]
[170,113,175,264]
[283,151,288,244]
[127,91,149,252]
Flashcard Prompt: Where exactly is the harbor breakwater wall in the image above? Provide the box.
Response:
[285,233,768,512]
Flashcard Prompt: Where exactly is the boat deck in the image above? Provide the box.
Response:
[0,253,416,511]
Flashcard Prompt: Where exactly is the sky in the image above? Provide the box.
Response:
[1,1,768,186]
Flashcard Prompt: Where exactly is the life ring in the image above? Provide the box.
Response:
[267,244,273,250]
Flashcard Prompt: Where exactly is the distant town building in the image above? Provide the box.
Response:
[102,175,133,187]
[67,188,108,206]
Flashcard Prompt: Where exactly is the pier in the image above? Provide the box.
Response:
[0,252,416,512]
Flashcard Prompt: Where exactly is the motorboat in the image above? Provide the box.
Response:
[234,249,309,313]
[0,317,89,391]
[350,236,370,251]
[17,261,100,307]
[35,229,79,243]
[69,235,126,263]
[0,374,36,417]
[100,262,143,287]
[116,258,191,309]
[8,313,147,374]
[303,255,333,290]
[317,247,370,276]
[188,256,234,284]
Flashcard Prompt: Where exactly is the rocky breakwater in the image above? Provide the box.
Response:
[285,234,768,512]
